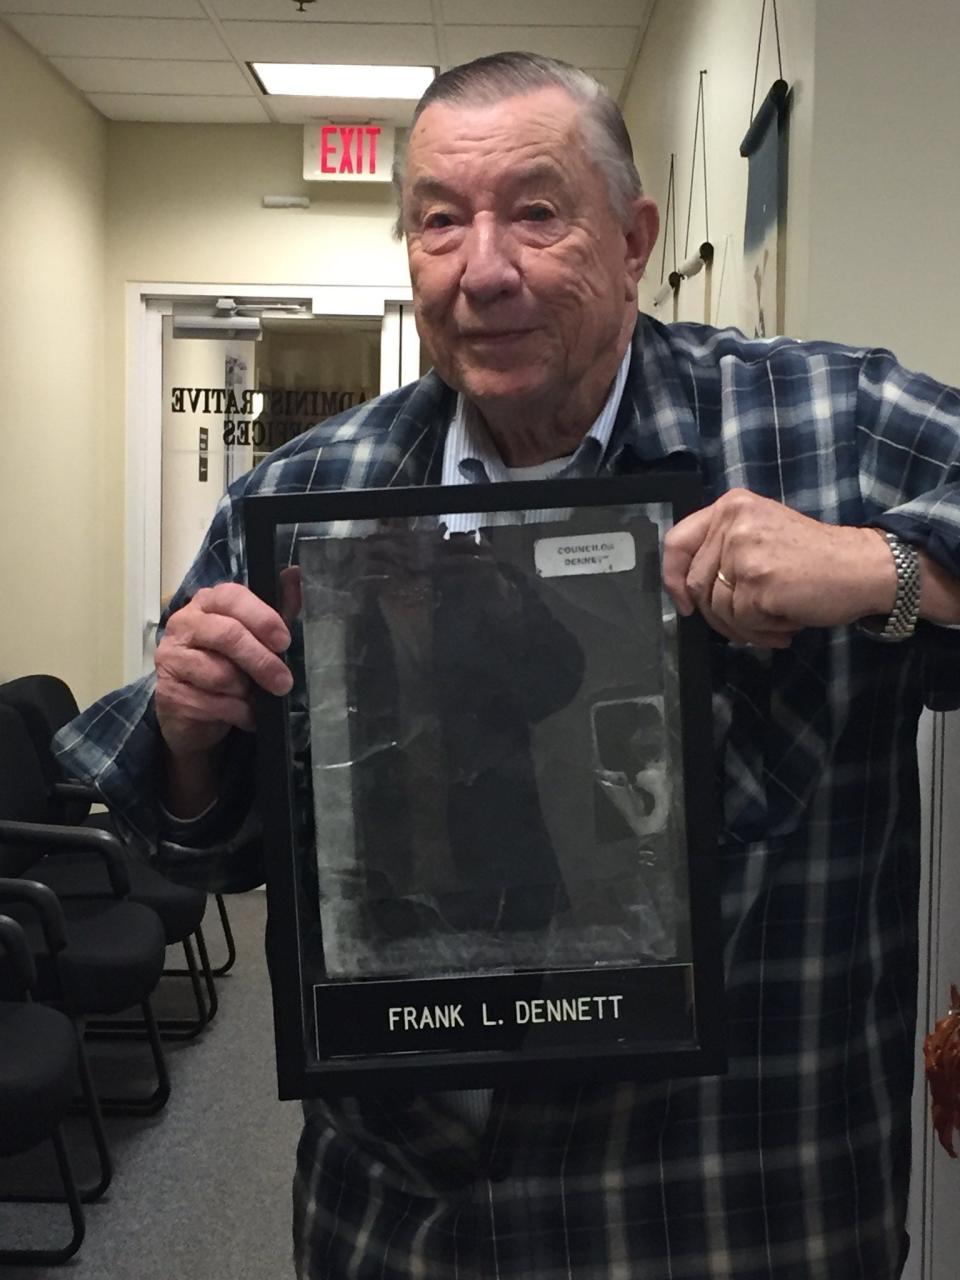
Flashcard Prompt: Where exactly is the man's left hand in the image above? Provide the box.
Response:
[662,488,896,647]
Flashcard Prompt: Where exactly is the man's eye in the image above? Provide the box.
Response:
[520,204,555,223]
[423,211,455,230]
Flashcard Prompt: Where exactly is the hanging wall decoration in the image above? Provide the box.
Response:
[652,154,680,320]
[679,69,715,324]
[740,0,790,338]
[653,73,714,324]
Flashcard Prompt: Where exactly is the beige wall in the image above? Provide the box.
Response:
[622,0,816,335]
[0,23,106,708]
[106,122,409,288]
[804,0,960,383]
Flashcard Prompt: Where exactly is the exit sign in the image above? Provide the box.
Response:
[303,123,395,183]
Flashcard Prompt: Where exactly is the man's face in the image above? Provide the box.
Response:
[401,87,658,426]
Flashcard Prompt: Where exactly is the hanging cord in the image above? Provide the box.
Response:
[684,70,709,258]
[701,75,709,247]
[750,0,784,124]
[659,153,678,284]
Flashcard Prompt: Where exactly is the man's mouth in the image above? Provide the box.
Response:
[460,328,535,343]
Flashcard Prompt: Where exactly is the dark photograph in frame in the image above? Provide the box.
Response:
[245,475,725,1098]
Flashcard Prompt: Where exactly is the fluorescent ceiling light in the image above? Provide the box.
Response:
[252,63,435,99]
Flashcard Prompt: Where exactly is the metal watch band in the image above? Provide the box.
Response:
[880,531,921,640]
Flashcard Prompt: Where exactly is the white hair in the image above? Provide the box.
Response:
[392,51,644,238]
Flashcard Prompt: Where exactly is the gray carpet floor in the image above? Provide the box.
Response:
[0,891,303,1279]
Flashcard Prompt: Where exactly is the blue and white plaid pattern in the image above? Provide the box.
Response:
[56,316,960,1279]
[439,343,631,535]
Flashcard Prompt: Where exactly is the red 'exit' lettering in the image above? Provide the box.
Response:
[320,125,382,175]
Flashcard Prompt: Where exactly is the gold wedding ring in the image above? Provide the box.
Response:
[716,569,735,590]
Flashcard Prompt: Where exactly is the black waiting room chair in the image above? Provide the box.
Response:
[0,704,170,1133]
[0,913,86,1265]
[0,675,236,1037]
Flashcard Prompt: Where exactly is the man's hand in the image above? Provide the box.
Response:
[662,489,896,647]
[154,577,299,816]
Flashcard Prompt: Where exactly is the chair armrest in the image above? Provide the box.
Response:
[53,780,100,804]
[0,820,131,897]
[0,913,38,995]
[0,877,68,953]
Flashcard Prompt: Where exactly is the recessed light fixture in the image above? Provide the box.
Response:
[250,63,436,99]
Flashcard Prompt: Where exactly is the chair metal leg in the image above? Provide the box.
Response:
[0,1128,86,1264]
[210,894,237,975]
[71,1027,113,1202]
[88,999,171,1117]
[153,931,215,1039]
[194,926,218,1023]
[51,1020,114,1202]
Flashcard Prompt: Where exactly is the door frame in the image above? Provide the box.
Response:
[124,280,415,682]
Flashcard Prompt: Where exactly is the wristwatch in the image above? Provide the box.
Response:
[877,531,922,641]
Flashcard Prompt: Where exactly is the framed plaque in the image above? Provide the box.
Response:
[245,475,724,1098]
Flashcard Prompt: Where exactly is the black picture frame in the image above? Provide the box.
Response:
[245,474,725,1099]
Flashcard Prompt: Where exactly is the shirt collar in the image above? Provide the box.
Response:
[441,343,632,486]
[603,313,703,471]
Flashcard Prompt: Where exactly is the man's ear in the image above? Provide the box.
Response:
[624,197,660,287]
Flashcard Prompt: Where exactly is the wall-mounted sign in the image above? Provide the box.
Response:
[303,123,395,183]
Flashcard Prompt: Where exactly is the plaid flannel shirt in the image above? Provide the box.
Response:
[55,315,960,1279]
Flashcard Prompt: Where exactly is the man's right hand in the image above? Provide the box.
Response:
[154,582,295,816]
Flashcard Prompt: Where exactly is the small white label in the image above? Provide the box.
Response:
[534,531,636,578]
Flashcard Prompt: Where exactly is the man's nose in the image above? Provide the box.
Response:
[459,218,521,303]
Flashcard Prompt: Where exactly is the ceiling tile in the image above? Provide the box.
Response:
[4,14,226,59]
[51,56,250,95]
[267,94,417,127]
[224,20,437,65]
[445,25,637,70]
[440,0,647,26]
[0,1,203,14]
[89,93,269,122]
[211,0,432,20]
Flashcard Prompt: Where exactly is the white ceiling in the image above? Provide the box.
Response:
[0,0,655,125]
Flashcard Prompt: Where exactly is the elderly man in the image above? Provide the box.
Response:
[58,52,960,1280]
